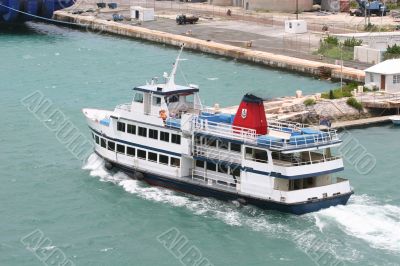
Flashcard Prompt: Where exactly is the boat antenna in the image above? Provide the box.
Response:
[166,43,185,90]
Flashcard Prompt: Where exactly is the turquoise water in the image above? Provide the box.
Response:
[1,22,399,266]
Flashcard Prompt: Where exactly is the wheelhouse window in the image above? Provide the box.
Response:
[245,147,268,163]
[149,129,158,140]
[127,146,135,157]
[127,124,136,135]
[159,154,169,165]
[91,133,95,139]
[117,122,126,132]
[170,157,180,168]
[152,96,161,106]
[101,138,106,148]
[160,131,169,142]
[137,149,146,159]
[108,141,115,151]
[138,127,147,137]
[134,92,143,103]
[117,144,125,154]
[148,152,157,162]
[171,134,181,144]
[95,135,99,145]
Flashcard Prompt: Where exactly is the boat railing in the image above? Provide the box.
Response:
[192,118,257,142]
[193,145,242,164]
[273,155,342,167]
[115,103,132,112]
[268,119,308,131]
[191,168,239,189]
[192,117,340,150]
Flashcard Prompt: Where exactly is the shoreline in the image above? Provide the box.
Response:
[53,11,365,83]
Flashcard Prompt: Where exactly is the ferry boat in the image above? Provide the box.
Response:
[82,47,353,215]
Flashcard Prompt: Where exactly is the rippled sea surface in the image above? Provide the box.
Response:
[1,22,399,266]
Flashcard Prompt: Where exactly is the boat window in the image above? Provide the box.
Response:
[108,141,115,151]
[95,135,99,144]
[92,133,95,139]
[159,154,169,165]
[167,95,179,103]
[206,138,217,147]
[231,166,240,177]
[170,157,180,168]
[149,129,158,140]
[117,122,126,132]
[195,160,204,168]
[127,124,136,135]
[206,162,216,171]
[160,131,170,142]
[218,164,229,174]
[134,92,143,103]
[218,140,229,150]
[148,152,157,162]
[230,143,241,152]
[137,149,146,159]
[152,96,162,106]
[127,147,135,157]
[117,144,125,154]
[138,127,147,137]
[101,138,106,148]
[245,147,268,163]
[171,134,181,144]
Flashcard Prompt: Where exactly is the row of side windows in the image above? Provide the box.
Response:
[117,121,181,144]
[195,160,240,177]
[94,133,180,167]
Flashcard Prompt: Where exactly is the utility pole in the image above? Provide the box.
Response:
[296,0,299,20]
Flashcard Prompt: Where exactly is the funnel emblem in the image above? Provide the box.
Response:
[241,108,247,119]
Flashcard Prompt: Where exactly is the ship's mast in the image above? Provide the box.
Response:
[165,44,184,90]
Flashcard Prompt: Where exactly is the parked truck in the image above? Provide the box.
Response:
[350,0,390,16]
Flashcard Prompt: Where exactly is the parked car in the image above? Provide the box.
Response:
[176,14,199,25]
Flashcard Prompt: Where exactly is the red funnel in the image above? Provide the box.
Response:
[232,94,267,135]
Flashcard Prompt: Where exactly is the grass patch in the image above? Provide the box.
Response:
[316,36,359,61]
[303,98,316,106]
[321,82,359,99]
[346,97,363,111]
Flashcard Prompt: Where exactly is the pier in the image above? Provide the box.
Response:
[53,11,365,82]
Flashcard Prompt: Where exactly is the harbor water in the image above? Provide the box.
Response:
[0,22,399,266]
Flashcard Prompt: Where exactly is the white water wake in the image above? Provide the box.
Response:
[315,195,400,253]
[83,153,398,261]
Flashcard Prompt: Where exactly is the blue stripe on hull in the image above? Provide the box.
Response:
[109,160,352,215]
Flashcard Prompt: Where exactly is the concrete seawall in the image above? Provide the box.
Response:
[54,11,365,82]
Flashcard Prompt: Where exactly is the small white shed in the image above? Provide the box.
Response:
[284,20,307,34]
[130,6,154,22]
[364,59,400,93]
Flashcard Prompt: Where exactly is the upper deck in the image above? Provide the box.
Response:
[191,113,340,152]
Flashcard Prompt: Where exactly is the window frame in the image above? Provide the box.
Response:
[170,157,181,168]
[149,129,158,140]
[101,138,106,148]
[117,144,125,154]
[127,124,136,135]
[171,134,181,145]
[138,127,147,138]
[107,141,115,151]
[117,122,126,132]
[159,154,169,165]
[148,152,158,162]
[137,149,147,159]
[160,131,170,142]
[127,146,135,157]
